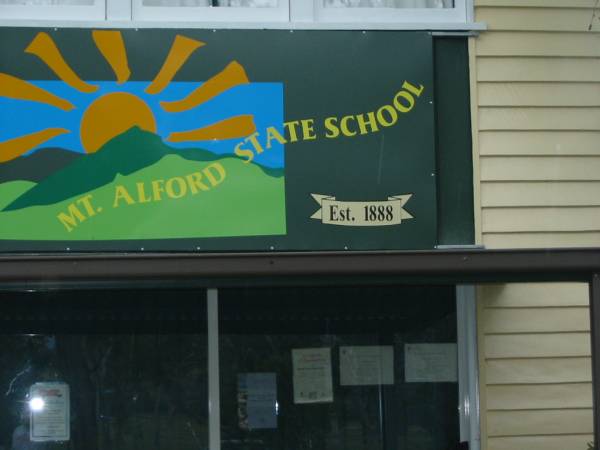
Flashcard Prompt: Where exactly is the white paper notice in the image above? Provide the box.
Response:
[29,382,70,442]
[238,373,277,429]
[340,346,394,386]
[404,343,458,383]
[292,348,333,404]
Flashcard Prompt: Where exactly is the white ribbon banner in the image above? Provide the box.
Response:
[310,194,413,227]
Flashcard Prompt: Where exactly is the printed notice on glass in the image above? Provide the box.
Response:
[292,348,333,404]
[29,382,70,442]
[238,373,277,430]
[404,343,458,383]
[340,346,394,386]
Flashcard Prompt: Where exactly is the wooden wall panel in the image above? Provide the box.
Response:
[476,7,597,31]
[481,181,600,207]
[480,283,590,307]
[476,32,600,57]
[482,231,600,248]
[486,357,592,384]
[478,83,600,107]
[478,57,600,82]
[480,156,600,181]
[487,383,593,410]
[483,307,590,333]
[487,409,593,436]
[471,2,597,448]
[479,107,600,131]
[485,333,591,358]
[488,435,595,450]
[476,0,596,7]
[479,131,600,156]
[482,207,600,232]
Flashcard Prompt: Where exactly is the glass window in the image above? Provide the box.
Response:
[141,0,278,8]
[0,0,104,20]
[219,0,278,6]
[323,0,453,9]
[0,0,93,5]
[0,289,208,450]
[315,0,467,23]
[218,286,460,450]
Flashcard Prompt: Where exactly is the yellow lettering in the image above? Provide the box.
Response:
[324,117,340,139]
[376,105,398,127]
[235,142,254,164]
[186,172,210,194]
[340,116,357,137]
[152,180,165,201]
[402,80,425,97]
[300,119,317,141]
[166,177,187,199]
[284,120,301,143]
[136,182,152,203]
[393,90,415,113]
[356,112,379,135]
[265,126,287,148]
[113,185,135,208]
[245,132,264,154]
[56,203,86,232]
[76,194,96,217]
[203,162,226,187]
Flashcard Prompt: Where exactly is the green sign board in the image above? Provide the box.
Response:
[0,29,436,252]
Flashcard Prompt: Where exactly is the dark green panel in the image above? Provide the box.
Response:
[0,29,439,252]
[434,38,475,245]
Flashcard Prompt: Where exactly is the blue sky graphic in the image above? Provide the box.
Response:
[0,81,284,169]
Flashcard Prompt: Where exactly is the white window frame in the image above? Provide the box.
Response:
[311,0,469,25]
[132,0,289,23]
[206,285,480,450]
[456,284,481,450]
[0,1,105,20]
[0,0,480,29]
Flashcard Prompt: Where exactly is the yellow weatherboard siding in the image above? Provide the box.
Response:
[472,0,598,448]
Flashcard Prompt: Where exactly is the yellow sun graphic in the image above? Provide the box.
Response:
[0,30,257,162]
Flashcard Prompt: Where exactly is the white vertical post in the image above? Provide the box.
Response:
[289,0,315,22]
[465,0,474,24]
[456,285,480,450]
[106,0,132,21]
[207,288,221,450]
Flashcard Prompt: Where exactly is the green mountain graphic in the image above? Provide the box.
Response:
[0,128,287,241]
[3,127,282,212]
[0,147,81,184]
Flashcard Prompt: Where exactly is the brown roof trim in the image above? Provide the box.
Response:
[0,248,599,285]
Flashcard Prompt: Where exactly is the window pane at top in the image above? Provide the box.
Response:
[0,0,94,5]
[142,0,278,7]
[219,0,278,5]
[323,0,454,8]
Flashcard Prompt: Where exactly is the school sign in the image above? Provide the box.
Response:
[0,29,436,251]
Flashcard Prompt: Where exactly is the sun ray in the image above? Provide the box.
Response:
[166,115,256,143]
[160,61,249,113]
[0,128,70,163]
[25,32,98,94]
[92,30,131,85]
[0,73,74,111]
[145,35,205,95]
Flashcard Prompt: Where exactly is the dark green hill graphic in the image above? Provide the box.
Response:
[0,147,81,183]
[3,127,282,212]
[0,152,286,240]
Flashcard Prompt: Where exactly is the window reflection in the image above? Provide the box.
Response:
[0,0,94,5]
[0,290,208,450]
[142,0,278,8]
[323,0,453,8]
[219,286,459,450]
